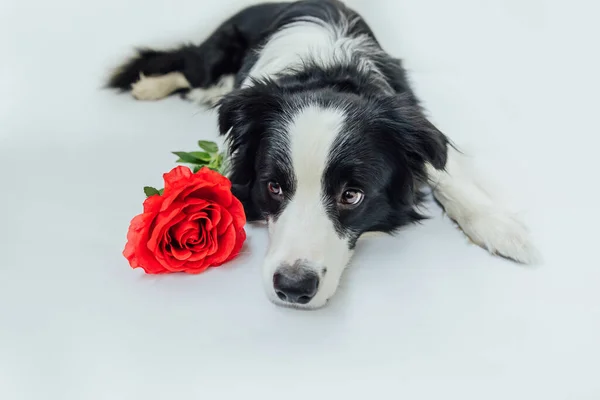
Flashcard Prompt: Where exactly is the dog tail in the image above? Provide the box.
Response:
[105,47,190,91]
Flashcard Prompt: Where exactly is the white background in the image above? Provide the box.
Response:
[1,0,599,399]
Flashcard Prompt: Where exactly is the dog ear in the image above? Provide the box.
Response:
[217,85,282,221]
[369,95,450,225]
[409,117,448,170]
[385,95,449,170]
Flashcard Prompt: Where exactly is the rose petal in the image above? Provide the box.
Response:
[221,227,246,265]
[194,167,232,189]
[198,217,214,234]
[204,223,237,266]
[147,206,185,252]
[123,212,167,274]
[181,229,199,246]
[227,196,247,230]
[206,230,218,255]
[184,234,211,265]
[186,184,233,208]
[186,210,208,219]
[181,198,210,214]
[143,195,164,213]
[186,248,209,263]
[187,226,217,261]
[170,220,198,246]
[205,205,222,227]
[155,249,188,272]
[162,166,193,193]
[216,208,233,236]
[161,176,232,212]
[171,245,192,261]
[146,207,190,272]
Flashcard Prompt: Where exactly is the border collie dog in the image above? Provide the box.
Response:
[108,0,538,309]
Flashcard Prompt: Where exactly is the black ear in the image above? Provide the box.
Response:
[412,117,448,170]
[370,96,449,227]
[387,95,449,170]
[217,85,282,220]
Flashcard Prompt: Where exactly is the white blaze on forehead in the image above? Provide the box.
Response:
[288,105,346,188]
[265,104,347,261]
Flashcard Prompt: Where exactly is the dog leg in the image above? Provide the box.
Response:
[131,72,191,101]
[107,3,290,97]
[427,147,540,264]
[184,75,235,106]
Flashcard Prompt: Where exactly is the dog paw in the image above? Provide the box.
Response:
[131,74,167,101]
[453,210,541,265]
[184,75,235,106]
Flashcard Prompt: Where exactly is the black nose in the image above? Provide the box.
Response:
[273,267,319,305]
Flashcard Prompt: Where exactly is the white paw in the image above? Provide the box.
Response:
[131,74,169,101]
[185,88,215,106]
[185,75,235,106]
[453,210,540,265]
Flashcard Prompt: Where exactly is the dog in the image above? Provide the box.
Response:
[107,0,538,309]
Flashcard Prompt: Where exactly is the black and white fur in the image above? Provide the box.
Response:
[107,0,538,309]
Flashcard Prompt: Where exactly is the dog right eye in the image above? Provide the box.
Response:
[267,181,283,198]
[339,188,364,208]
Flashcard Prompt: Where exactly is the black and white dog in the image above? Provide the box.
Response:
[108,0,538,309]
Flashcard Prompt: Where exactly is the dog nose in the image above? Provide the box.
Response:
[273,268,319,305]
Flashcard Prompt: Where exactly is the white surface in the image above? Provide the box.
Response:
[1,0,599,399]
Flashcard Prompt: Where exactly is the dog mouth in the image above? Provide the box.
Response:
[269,295,330,310]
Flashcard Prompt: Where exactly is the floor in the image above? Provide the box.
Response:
[1,0,599,399]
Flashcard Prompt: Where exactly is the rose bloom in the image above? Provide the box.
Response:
[123,166,246,274]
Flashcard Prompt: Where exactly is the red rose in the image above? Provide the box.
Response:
[123,166,246,274]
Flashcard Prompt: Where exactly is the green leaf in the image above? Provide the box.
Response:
[209,153,224,170]
[144,186,160,197]
[158,189,164,195]
[197,140,219,153]
[172,151,209,165]
[193,165,203,173]
[189,151,212,162]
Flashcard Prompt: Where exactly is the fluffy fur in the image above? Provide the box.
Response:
[106,0,538,309]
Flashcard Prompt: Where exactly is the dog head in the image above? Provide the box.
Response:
[218,81,447,309]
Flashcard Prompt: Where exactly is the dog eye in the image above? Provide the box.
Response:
[267,181,283,197]
[340,189,364,207]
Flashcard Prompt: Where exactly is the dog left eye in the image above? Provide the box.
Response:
[340,189,364,207]
[267,181,283,198]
